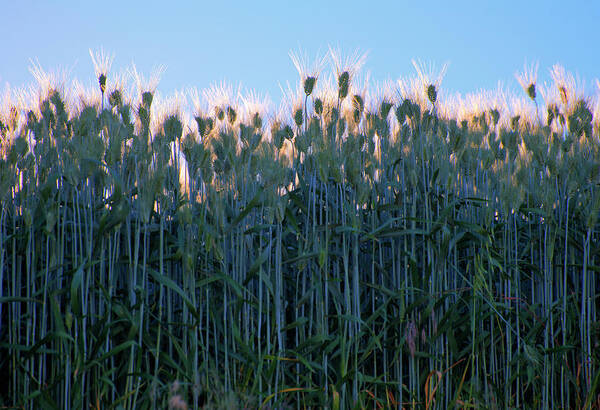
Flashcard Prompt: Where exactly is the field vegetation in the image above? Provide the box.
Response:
[0,48,599,408]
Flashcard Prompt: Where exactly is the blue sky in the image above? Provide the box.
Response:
[1,0,598,106]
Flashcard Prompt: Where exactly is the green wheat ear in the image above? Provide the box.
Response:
[294,108,303,128]
[510,115,520,131]
[214,107,224,122]
[526,83,536,101]
[138,104,151,131]
[338,71,350,100]
[426,84,437,105]
[489,108,500,126]
[250,112,261,130]
[283,124,294,140]
[314,98,323,116]
[559,86,568,106]
[109,89,123,108]
[379,101,392,119]
[163,115,183,142]
[195,116,207,137]
[98,73,107,94]
[89,47,114,95]
[547,104,559,126]
[304,76,316,96]
[226,106,236,124]
[142,91,154,109]
[26,110,37,131]
[352,94,364,112]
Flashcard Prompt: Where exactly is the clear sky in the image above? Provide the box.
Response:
[1,0,599,107]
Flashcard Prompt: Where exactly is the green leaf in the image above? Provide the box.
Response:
[148,268,199,319]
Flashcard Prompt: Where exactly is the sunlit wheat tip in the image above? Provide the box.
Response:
[89,47,114,78]
[28,58,70,97]
[104,69,128,109]
[72,79,100,111]
[203,81,239,125]
[289,48,327,97]
[240,90,271,129]
[550,65,588,114]
[280,81,304,126]
[89,47,114,94]
[412,59,448,107]
[329,47,368,100]
[130,62,166,107]
[515,61,538,101]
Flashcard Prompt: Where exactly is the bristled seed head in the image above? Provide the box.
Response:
[338,71,350,100]
[515,61,538,102]
[240,90,270,130]
[283,124,294,140]
[549,65,584,109]
[314,98,323,116]
[98,73,107,94]
[304,76,316,96]
[352,94,364,113]
[379,100,393,119]
[526,83,536,101]
[163,114,183,140]
[412,59,448,108]
[294,108,303,127]
[252,112,262,129]
[271,121,284,149]
[142,91,153,109]
[130,63,166,113]
[489,108,500,126]
[329,47,367,102]
[205,117,214,134]
[28,59,70,100]
[510,115,520,131]
[216,107,225,121]
[426,84,437,105]
[26,110,37,130]
[195,116,207,137]
[289,49,326,97]
[559,86,568,106]
[227,106,236,124]
[89,47,114,95]
[138,105,150,128]
[109,89,122,108]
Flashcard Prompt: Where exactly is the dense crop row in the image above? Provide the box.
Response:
[0,50,599,408]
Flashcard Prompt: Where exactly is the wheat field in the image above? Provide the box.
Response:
[0,48,599,409]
